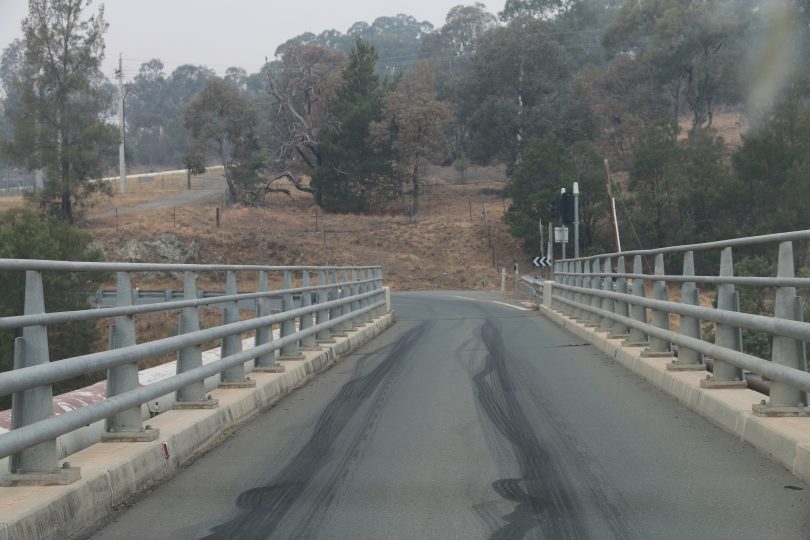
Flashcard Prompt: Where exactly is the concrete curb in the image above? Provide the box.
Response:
[0,313,394,540]
[539,305,810,484]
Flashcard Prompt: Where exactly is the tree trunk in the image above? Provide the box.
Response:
[411,160,420,215]
[62,192,73,225]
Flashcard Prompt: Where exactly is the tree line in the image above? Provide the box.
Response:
[3,0,810,251]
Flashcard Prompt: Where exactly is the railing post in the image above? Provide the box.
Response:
[175,271,220,406]
[560,261,574,316]
[374,268,385,316]
[299,270,318,350]
[586,258,602,327]
[577,260,591,322]
[219,271,256,387]
[350,269,363,328]
[753,241,809,415]
[316,269,334,344]
[279,270,304,361]
[701,247,746,389]
[642,254,674,358]
[623,255,649,347]
[609,256,630,339]
[103,272,159,441]
[357,269,370,324]
[330,269,346,336]
[338,269,354,334]
[599,257,614,332]
[254,270,284,373]
[364,269,376,320]
[572,260,582,321]
[3,271,80,486]
[668,251,704,371]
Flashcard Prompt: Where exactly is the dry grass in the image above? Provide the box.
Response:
[678,110,746,149]
[86,166,521,292]
[70,165,521,366]
[0,195,24,211]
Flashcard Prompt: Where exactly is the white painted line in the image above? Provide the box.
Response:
[489,300,530,311]
[441,294,530,311]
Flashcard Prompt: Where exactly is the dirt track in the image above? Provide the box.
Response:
[90,174,226,219]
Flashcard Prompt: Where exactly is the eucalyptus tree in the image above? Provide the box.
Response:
[5,0,118,223]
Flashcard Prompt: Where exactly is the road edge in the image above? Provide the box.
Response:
[0,313,394,540]
[536,304,810,485]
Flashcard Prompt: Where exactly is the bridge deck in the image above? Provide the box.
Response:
[82,292,810,539]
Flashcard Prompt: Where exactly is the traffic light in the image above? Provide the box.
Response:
[549,198,559,219]
[561,192,575,224]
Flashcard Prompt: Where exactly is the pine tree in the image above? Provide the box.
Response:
[312,40,398,212]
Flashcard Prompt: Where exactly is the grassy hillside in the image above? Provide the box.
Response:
[83,165,526,292]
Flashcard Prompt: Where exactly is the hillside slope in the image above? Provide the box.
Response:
[84,166,526,291]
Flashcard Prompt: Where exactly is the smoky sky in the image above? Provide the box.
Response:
[0,0,498,80]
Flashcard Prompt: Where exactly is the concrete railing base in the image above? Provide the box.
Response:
[0,312,394,540]
[539,305,810,486]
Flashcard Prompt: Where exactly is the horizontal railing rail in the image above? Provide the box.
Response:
[0,302,384,461]
[0,258,380,272]
[565,230,810,261]
[521,229,809,423]
[0,279,374,330]
[0,260,389,485]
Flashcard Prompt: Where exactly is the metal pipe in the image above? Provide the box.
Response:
[550,294,810,394]
[551,282,810,343]
[558,229,810,262]
[0,259,381,272]
[0,289,381,397]
[0,301,385,460]
[552,272,810,288]
[0,278,377,331]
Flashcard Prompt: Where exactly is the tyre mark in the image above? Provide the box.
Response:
[200,322,427,540]
[507,345,638,540]
[472,318,639,540]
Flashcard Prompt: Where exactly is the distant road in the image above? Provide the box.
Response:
[81,292,810,539]
[89,174,225,219]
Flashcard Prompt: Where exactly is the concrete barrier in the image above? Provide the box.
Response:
[538,304,810,485]
[0,312,393,540]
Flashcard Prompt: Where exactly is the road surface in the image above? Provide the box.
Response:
[90,174,225,219]
[79,292,810,539]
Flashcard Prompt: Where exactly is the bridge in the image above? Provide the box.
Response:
[1,232,810,539]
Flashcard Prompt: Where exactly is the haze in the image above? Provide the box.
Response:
[0,0,496,79]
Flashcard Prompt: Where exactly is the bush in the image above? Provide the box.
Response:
[0,208,106,407]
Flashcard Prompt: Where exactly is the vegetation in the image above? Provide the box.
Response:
[1,0,809,245]
[0,208,105,401]
[313,40,399,212]
[3,0,118,223]
[183,77,265,205]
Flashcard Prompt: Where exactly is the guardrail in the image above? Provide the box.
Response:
[521,230,810,418]
[0,259,387,486]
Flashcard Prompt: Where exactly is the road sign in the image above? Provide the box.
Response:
[532,256,551,267]
[554,226,569,243]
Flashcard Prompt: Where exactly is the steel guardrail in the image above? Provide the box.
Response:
[521,229,810,421]
[0,261,389,485]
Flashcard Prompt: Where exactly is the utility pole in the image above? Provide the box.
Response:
[573,181,580,258]
[116,54,126,194]
[605,159,622,252]
[560,188,567,260]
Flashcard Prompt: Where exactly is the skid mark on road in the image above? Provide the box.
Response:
[200,323,427,540]
[472,320,637,539]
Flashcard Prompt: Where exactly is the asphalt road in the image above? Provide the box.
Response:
[81,292,810,539]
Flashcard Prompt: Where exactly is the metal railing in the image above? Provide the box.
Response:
[0,259,388,484]
[522,230,810,418]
